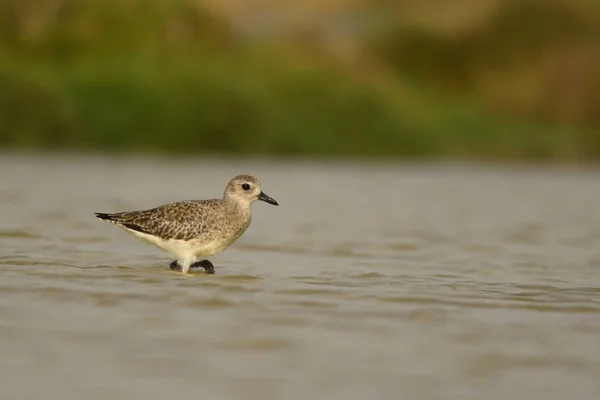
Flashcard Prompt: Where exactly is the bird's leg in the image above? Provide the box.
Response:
[169,259,215,274]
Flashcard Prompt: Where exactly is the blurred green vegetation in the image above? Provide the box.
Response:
[0,0,598,160]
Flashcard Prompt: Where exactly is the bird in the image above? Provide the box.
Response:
[94,175,278,274]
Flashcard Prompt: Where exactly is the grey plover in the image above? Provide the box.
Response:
[94,175,278,274]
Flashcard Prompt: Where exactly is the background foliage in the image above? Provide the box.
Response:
[1,0,598,160]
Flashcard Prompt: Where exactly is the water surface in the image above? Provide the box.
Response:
[1,155,599,400]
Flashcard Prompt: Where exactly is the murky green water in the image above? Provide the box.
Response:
[1,154,599,399]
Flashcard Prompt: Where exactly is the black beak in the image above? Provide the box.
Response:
[258,191,279,206]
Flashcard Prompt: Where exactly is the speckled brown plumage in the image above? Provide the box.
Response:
[95,200,248,242]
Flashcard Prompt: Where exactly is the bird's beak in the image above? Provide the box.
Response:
[258,191,279,206]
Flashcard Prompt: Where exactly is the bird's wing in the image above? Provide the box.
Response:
[95,200,217,240]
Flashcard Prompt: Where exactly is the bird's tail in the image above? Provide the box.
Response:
[94,212,127,225]
[94,212,116,221]
[94,212,148,234]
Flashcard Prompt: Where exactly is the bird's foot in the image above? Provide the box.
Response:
[170,260,215,274]
[193,260,215,274]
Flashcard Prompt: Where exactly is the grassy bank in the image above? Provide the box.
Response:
[0,0,597,161]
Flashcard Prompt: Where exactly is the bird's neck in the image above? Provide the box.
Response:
[224,198,253,236]
[224,197,252,216]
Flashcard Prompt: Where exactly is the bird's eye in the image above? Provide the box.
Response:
[242,183,251,191]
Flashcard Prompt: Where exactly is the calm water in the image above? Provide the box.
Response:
[1,154,599,400]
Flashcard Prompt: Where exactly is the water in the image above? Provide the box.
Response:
[1,154,599,400]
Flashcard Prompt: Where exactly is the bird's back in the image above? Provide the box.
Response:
[96,199,249,243]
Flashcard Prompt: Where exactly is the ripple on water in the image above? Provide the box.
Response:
[254,316,310,326]
[378,295,600,314]
[219,274,263,282]
[0,230,42,239]
[184,296,237,308]
[515,284,600,294]
[215,338,291,351]
[466,353,592,378]
[278,299,338,308]
[66,236,110,243]
[89,264,119,269]
[1,258,82,268]
[407,309,448,324]
[179,274,263,289]
[235,243,309,254]
[385,242,420,251]
[219,284,262,294]
[274,287,342,297]
[351,272,386,279]
[0,254,28,263]
[327,248,357,257]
